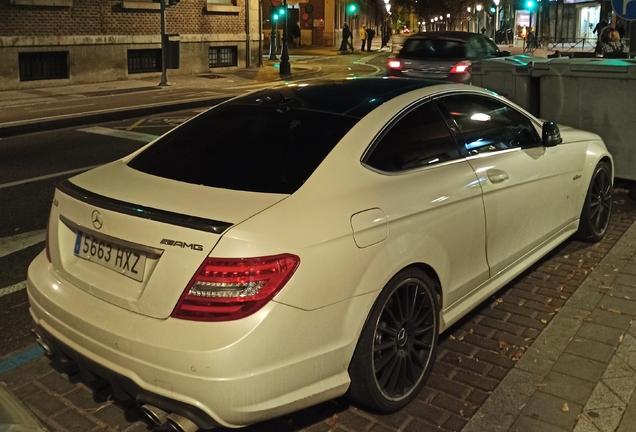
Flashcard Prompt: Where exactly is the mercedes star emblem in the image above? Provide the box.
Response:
[92,210,103,230]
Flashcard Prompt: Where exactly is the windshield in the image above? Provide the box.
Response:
[401,38,466,59]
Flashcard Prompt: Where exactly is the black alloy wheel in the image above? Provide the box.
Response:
[348,268,439,412]
[577,161,612,242]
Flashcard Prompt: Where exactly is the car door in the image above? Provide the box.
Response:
[363,100,489,308]
[436,93,576,277]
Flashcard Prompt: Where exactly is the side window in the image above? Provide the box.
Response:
[364,102,460,172]
[437,94,540,155]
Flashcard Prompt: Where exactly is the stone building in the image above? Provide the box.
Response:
[0,0,261,90]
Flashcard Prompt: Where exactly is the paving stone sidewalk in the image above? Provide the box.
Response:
[464,213,636,432]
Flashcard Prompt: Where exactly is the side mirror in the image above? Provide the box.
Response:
[542,121,563,147]
[497,50,511,57]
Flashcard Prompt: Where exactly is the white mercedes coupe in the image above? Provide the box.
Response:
[27,79,613,430]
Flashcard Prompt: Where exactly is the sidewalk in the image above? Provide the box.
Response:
[464,219,636,432]
[0,39,389,138]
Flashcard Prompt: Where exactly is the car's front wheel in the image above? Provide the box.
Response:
[577,161,612,242]
[348,268,439,412]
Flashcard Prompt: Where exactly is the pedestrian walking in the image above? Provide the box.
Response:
[292,21,301,48]
[340,23,351,52]
[366,27,375,51]
[593,20,608,38]
[359,25,367,52]
[616,19,625,40]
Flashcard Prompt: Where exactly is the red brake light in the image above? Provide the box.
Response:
[388,60,402,70]
[172,254,300,322]
[449,61,470,74]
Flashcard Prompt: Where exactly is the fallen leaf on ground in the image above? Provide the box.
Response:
[326,414,338,426]
[620,335,624,343]
[535,383,547,387]
[541,319,547,324]
[450,335,456,340]
[562,403,570,412]
[608,308,621,314]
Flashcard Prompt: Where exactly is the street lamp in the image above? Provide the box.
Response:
[476,4,482,34]
[493,0,500,35]
[278,0,290,76]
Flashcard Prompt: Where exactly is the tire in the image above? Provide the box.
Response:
[348,268,439,412]
[576,161,612,242]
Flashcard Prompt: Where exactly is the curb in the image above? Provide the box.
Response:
[0,96,230,139]
[464,220,636,432]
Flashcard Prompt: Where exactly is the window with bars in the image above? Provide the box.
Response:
[19,52,69,81]
[209,46,238,68]
[127,49,162,74]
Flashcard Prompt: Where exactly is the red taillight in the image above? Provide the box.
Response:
[449,61,470,74]
[171,254,300,322]
[388,60,402,70]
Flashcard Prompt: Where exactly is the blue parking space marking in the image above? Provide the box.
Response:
[0,346,45,375]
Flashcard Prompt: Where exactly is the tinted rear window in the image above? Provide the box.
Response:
[401,38,466,59]
[127,103,357,194]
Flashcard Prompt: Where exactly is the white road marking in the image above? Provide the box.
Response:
[0,281,27,299]
[28,103,95,113]
[0,230,46,259]
[0,165,100,190]
[78,126,158,143]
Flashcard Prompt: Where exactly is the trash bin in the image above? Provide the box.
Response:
[166,34,180,69]
[470,54,552,116]
[533,58,636,183]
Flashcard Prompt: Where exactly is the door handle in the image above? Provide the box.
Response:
[487,169,509,184]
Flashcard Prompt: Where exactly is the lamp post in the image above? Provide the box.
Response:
[279,0,290,76]
[383,0,390,47]
[476,4,482,34]
[467,6,471,32]
[447,13,450,30]
[268,13,278,60]
[493,0,500,36]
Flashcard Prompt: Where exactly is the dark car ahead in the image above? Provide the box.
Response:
[387,31,510,83]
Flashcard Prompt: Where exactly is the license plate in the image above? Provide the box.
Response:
[74,231,146,282]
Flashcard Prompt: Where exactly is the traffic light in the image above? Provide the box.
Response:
[277,7,285,16]
[489,6,495,13]
[272,13,279,21]
[348,3,357,13]
[526,0,536,11]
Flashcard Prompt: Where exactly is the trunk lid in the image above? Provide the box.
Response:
[48,161,287,319]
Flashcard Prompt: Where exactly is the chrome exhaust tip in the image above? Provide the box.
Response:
[167,413,199,432]
[31,328,54,357]
[141,404,169,426]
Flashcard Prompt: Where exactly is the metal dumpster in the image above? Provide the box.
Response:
[532,58,636,183]
[470,55,552,116]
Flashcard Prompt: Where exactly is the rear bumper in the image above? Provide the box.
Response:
[27,251,365,427]
[386,70,471,83]
[32,323,220,429]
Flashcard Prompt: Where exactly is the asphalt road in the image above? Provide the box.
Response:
[0,109,199,357]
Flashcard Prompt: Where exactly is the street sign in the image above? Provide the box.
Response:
[612,0,636,20]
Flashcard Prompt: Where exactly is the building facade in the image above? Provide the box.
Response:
[0,0,261,90]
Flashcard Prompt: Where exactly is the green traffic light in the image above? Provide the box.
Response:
[526,0,535,9]
[490,6,495,12]
[348,4,357,13]
[278,7,285,15]
[272,13,279,21]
